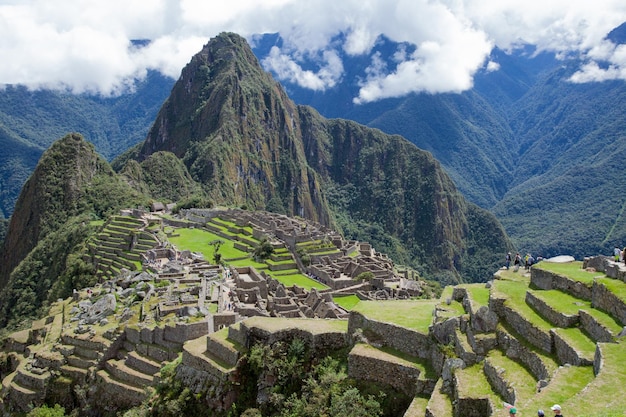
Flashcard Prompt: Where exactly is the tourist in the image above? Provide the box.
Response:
[509,407,517,416]
[506,252,512,270]
[538,410,545,416]
[622,247,626,265]
[615,246,622,262]
[514,253,521,272]
[550,404,562,415]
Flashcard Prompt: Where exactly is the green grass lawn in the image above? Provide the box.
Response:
[353,300,438,333]
[535,261,601,284]
[493,279,554,332]
[267,272,328,290]
[553,327,597,360]
[529,289,622,335]
[333,294,361,310]
[227,257,269,270]
[529,289,591,316]
[520,363,595,415]
[565,341,626,415]
[486,349,537,405]
[455,363,498,399]
[169,228,249,261]
[464,284,491,307]
[595,276,626,302]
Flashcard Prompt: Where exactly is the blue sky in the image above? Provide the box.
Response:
[1,0,625,102]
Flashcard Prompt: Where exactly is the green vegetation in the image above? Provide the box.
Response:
[353,300,438,333]
[486,349,537,404]
[464,284,491,307]
[333,294,361,310]
[244,341,384,417]
[26,404,67,417]
[268,272,328,291]
[168,228,248,261]
[535,261,599,284]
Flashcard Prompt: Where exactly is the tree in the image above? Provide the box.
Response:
[253,238,274,261]
[209,239,225,265]
[26,404,67,417]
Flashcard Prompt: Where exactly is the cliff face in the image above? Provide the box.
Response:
[136,32,511,279]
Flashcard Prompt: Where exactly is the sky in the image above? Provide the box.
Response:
[1,0,626,103]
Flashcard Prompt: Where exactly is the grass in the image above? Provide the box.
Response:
[521,363,595,414]
[493,277,554,332]
[595,276,626,302]
[426,380,453,416]
[552,327,597,360]
[455,363,498,399]
[435,298,465,321]
[564,341,626,415]
[244,316,349,334]
[486,349,538,404]
[353,300,438,333]
[227,257,269,270]
[529,289,591,316]
[333,294,361,310]
[535,261,600,284]
[268,272,328,290]
[355,343,437,379]
[169,228,249,261]
[464,284,491,307]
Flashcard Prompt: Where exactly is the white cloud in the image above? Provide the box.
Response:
[261,46,343,91]
[0,0,625,100]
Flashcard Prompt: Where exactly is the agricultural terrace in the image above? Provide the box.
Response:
[167,224,328,291]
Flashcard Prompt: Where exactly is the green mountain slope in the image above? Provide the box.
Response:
[494,66,626,258]
[0,133,149,327]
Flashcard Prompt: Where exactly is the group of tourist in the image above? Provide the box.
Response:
[507,404,563,416]
[505,252,536,272]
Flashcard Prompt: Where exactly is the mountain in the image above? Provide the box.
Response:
[493,65,626,258]
[0,133,148,327]
[131,32,511,281]
[0,71,173,220]
[253,28,626,259]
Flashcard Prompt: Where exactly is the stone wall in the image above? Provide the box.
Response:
[496,328,550,381]
[584,256,609,272]
[531,268,592,300]
[483,358,515,405]
[551,330,592,366]
[452,373,493,417]
[579,310,614,343]
[592,281,626,326]
[593,343,604,376]
[348,311,433,359]
[348,345,423,397]
[497,305,552,353]
[584,256,626,282]
[206,336,240,367]
[525,291,579,328]
[242,322,350,356]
